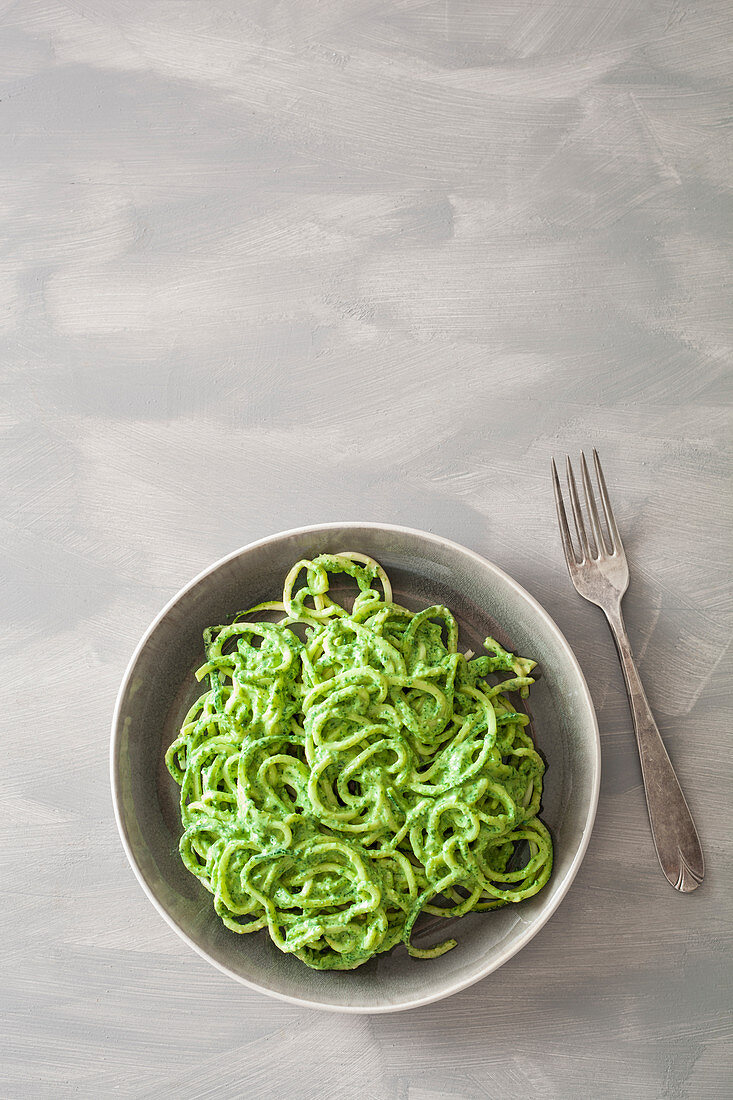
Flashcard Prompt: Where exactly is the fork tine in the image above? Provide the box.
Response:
[551,458,579,567]
[580,451,607,557]
[565,455,590,561]
[593,448,622,553]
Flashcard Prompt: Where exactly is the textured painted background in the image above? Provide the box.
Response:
[2,1,732,1097]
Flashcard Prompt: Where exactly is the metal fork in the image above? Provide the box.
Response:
[552,450,704,893]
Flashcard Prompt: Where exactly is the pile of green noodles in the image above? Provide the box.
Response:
[165,553,553,970]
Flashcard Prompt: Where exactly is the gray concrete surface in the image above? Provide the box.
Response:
[2,1,732,1097]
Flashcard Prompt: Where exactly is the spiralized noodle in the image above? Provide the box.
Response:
[165,553,553,970]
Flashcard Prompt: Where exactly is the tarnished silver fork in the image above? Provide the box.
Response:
[552,450,704,892]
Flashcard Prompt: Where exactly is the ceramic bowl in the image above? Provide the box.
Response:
[111,523,600,1013]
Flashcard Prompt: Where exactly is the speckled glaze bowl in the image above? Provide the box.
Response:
[111,523,600,1013]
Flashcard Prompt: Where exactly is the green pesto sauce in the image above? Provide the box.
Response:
[165,553,553,970]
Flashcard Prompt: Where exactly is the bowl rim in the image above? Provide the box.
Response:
[110,521,601,1014]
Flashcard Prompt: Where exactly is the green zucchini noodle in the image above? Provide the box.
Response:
[165,553,553,970]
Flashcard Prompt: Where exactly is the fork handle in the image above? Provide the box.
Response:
[604,606,704,892]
